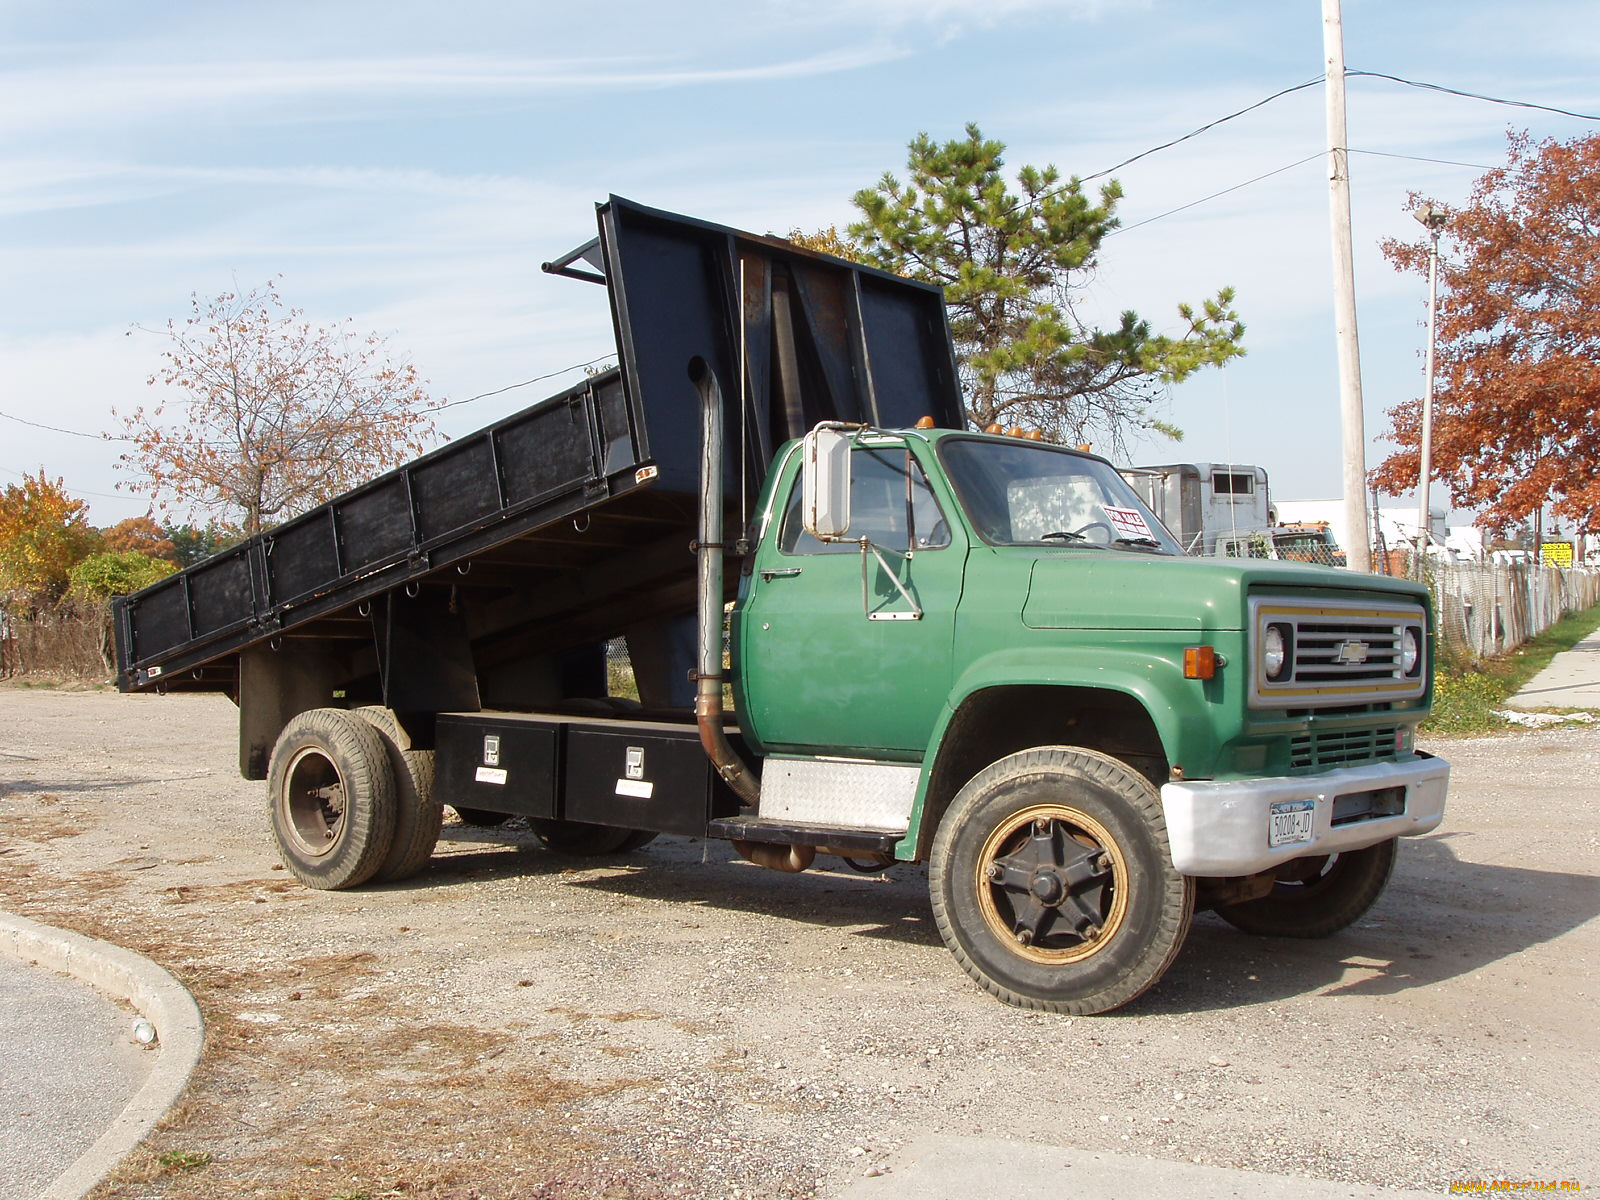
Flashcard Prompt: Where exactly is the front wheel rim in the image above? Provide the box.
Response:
[280,746,347,858]
[975,803,1129,965]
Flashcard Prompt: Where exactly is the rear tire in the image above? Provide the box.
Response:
[355,708,442,883]
[1214,839,1397,938]
[268,709,397,890]
[530,819,658,856]
[929,747,1193,1015]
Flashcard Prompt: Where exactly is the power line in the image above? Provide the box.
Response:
[1009,77,1326,217]
[0,352,617,447]
[432,353,615,412]
[1348,148,1500,171]
[1007,70,1592,225]
[0,463,131,501]
[0,409,127,441]
[1079,78,1327,186]
[1346,70,1600,122]
[1106,151,1325,238]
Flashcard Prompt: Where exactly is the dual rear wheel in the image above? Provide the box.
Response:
[268,708,654,890]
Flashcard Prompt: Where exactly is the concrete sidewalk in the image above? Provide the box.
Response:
[1503,625,1600,710]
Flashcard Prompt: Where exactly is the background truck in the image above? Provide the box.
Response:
[115,197,1449,1015]
[1125,463,1346,566]
[1215,521,1347,567]
[1122,461,1272,555]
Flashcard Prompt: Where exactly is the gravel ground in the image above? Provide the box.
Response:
[0,686,1595,1198]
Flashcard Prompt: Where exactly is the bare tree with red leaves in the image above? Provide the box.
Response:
[1372,131,1600,538]
[115,281,442,536]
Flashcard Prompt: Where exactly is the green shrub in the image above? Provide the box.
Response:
[66,550,175,602]
[1426,669,1511,735]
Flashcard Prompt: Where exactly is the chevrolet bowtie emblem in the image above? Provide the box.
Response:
[1336,639,1370,664]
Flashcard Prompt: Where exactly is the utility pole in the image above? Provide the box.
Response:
[1322,0,1372,572]
[1414,204,1448,576]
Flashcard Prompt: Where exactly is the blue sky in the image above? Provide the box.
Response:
[2,0,1596,525]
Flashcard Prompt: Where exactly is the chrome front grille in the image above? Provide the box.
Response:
[1292,620,1404,683]
[1250,596,1428,710]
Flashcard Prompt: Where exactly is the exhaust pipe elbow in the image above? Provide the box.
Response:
[733,841,815,874]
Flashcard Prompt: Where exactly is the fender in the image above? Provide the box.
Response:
[896,636,1247,859]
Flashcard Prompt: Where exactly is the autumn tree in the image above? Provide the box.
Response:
[785,226,867,262]
[101,515,179,563]
[0,472,101,606]
[1372,131,1600,535]
[115,280,442,536]
[847,124,1245,455]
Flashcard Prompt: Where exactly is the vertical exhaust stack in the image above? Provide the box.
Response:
[689,358,760,807]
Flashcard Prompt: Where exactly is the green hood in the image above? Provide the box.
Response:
[1020,550,1429,632]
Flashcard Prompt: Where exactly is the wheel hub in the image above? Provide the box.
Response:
[1029,871,1065,905]
[976,803,1129,965]
[281,748,347,858]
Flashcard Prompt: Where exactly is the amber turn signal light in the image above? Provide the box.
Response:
[1183,646,1218,680]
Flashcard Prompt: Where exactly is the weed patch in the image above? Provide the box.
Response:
[1427,601,1600,735]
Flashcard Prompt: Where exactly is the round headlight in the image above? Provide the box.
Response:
[1264,625,1287,680]
[1401,627,1420,676]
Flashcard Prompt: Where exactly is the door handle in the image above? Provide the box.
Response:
[759,567,803,581]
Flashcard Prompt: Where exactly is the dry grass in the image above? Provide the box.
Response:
[83,924,661,1200]
[0,832,691,1200]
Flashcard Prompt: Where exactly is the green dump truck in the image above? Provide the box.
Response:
[114,197,1448,1014]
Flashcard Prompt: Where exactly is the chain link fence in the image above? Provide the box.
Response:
[1427,561,1600,662]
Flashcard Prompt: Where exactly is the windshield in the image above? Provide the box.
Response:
[938,437,1181,553]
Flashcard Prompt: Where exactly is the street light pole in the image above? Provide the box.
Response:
[1414,204,1447,572]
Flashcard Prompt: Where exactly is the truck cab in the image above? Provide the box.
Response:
[722,423,1445,1011]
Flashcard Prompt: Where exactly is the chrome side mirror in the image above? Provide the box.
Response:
[802,424,852,541]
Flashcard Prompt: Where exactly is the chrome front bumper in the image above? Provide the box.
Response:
[1160,753,1450,877]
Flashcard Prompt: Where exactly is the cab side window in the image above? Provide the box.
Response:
[779,447,950,555]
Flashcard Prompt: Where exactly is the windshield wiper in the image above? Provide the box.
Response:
[1115,537,1162,549]
[1041,531,1086,541]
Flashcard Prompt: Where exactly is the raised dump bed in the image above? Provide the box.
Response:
[113,196,963,772]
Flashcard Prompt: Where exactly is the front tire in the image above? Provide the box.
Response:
[268,709,398,890]
[1214,839,1397,938]
[929,747,1193,1015]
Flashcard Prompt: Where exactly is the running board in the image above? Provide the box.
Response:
[706,816,902,855]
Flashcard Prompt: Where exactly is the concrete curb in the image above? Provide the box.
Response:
[0,910,204,1200]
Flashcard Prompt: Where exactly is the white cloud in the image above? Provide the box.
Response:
[778,0,1139,32]
[0,46,911,135]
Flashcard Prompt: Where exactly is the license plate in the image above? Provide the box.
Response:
[1269,799,1316,848]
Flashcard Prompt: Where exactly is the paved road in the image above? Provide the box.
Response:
[0,954,152,1200]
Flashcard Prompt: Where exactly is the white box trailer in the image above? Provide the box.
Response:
[1122,462,1272,555]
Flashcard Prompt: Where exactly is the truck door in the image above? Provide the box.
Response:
[736,442,964,755]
